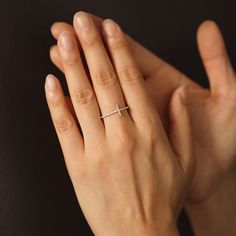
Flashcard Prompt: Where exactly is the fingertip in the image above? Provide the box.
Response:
[197,20,235,94]
[102,19,119,39]
[50,22,60,38]
[174,85,207,105]
[51,22,75,39]
[197,20,223,52]
[49,44,56,53]
[169,85,193,129]
[169,86,188,131]
[45,74,66,109]
[49,45,58,60]
[49,45,65,73]
[45,74,58,93]
[197,20,218,36]
[171,85,188,111]
[177,85,194,105]
[169,86,193,171]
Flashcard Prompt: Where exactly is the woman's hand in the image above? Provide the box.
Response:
[179,21,236,236]
[180,21,236,203]
[50,14,236,235]
[49,14,197,130]
[45,12,194,236]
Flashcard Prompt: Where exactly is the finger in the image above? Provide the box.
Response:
[50,25,195,124]
[50,45,89,77]
[57,30,105,140]
[51,22,77,39]
[169,86,194,174]
[45,74,84,175]
[51,13,103,39]
[102,19,158,126]
[50,45,64,72]
[197,20,235,95]
[65,96,77,121]
[73,12,132,129]
[50,21,181,80]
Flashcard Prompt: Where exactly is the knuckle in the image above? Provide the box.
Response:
[142,116,160,139]
[63,54,80,66]
[55,117,74,135]
[74,88,94,106]
[110,37,129,51]
[82,32,98,48]
[49,96,66,108]
[205,53,227,67]
[147,116,158,130]
[88,149,109,172]
[119,67,142,84]
[114,128,135,153]
[93,69,117,86]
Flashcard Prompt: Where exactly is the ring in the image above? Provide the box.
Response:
[101,105,129,119]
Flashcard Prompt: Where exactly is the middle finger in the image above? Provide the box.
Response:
[73,11,132,129]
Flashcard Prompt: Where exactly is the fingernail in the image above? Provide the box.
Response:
[59,31,75,51]
[50,22,57,34]
[103,19,118,37]
[75,11,92,31]
[177,86,189,104]
[46,74,57,93]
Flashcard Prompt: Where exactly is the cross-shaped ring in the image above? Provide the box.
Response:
[101,105,129,119]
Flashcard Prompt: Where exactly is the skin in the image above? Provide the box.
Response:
[49,13,236,235]
[45,12,194,235]
[182,22,236,235]
[49,13,198,130]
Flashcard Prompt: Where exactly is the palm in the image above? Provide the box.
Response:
[50,19,236,205]
[182,88,236,203]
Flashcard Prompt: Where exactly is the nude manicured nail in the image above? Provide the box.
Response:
[75,12,92,31]
[46,74,57,93]
[59,31,75,51]
[104,20,118,37]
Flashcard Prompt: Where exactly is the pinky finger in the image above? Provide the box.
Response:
[45,74,84,174]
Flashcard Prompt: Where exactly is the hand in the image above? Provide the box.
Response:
[179,21,236,203]
[180,21,236,235]
[45,12,194,235]
[51,16,236,202]
[49,13,198,130]
[50,13,236,235]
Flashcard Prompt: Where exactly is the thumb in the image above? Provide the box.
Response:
[169,86,194,174]
[197,20,235,95]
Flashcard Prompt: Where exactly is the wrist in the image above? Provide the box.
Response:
[138,217,179,236]
[143,224,179,236]
[135,225,179,236]
[95,218,179,236]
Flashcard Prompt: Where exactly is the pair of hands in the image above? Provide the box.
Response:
[45,11,236,235]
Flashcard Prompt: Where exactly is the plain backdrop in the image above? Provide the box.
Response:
[0,0,235,235]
